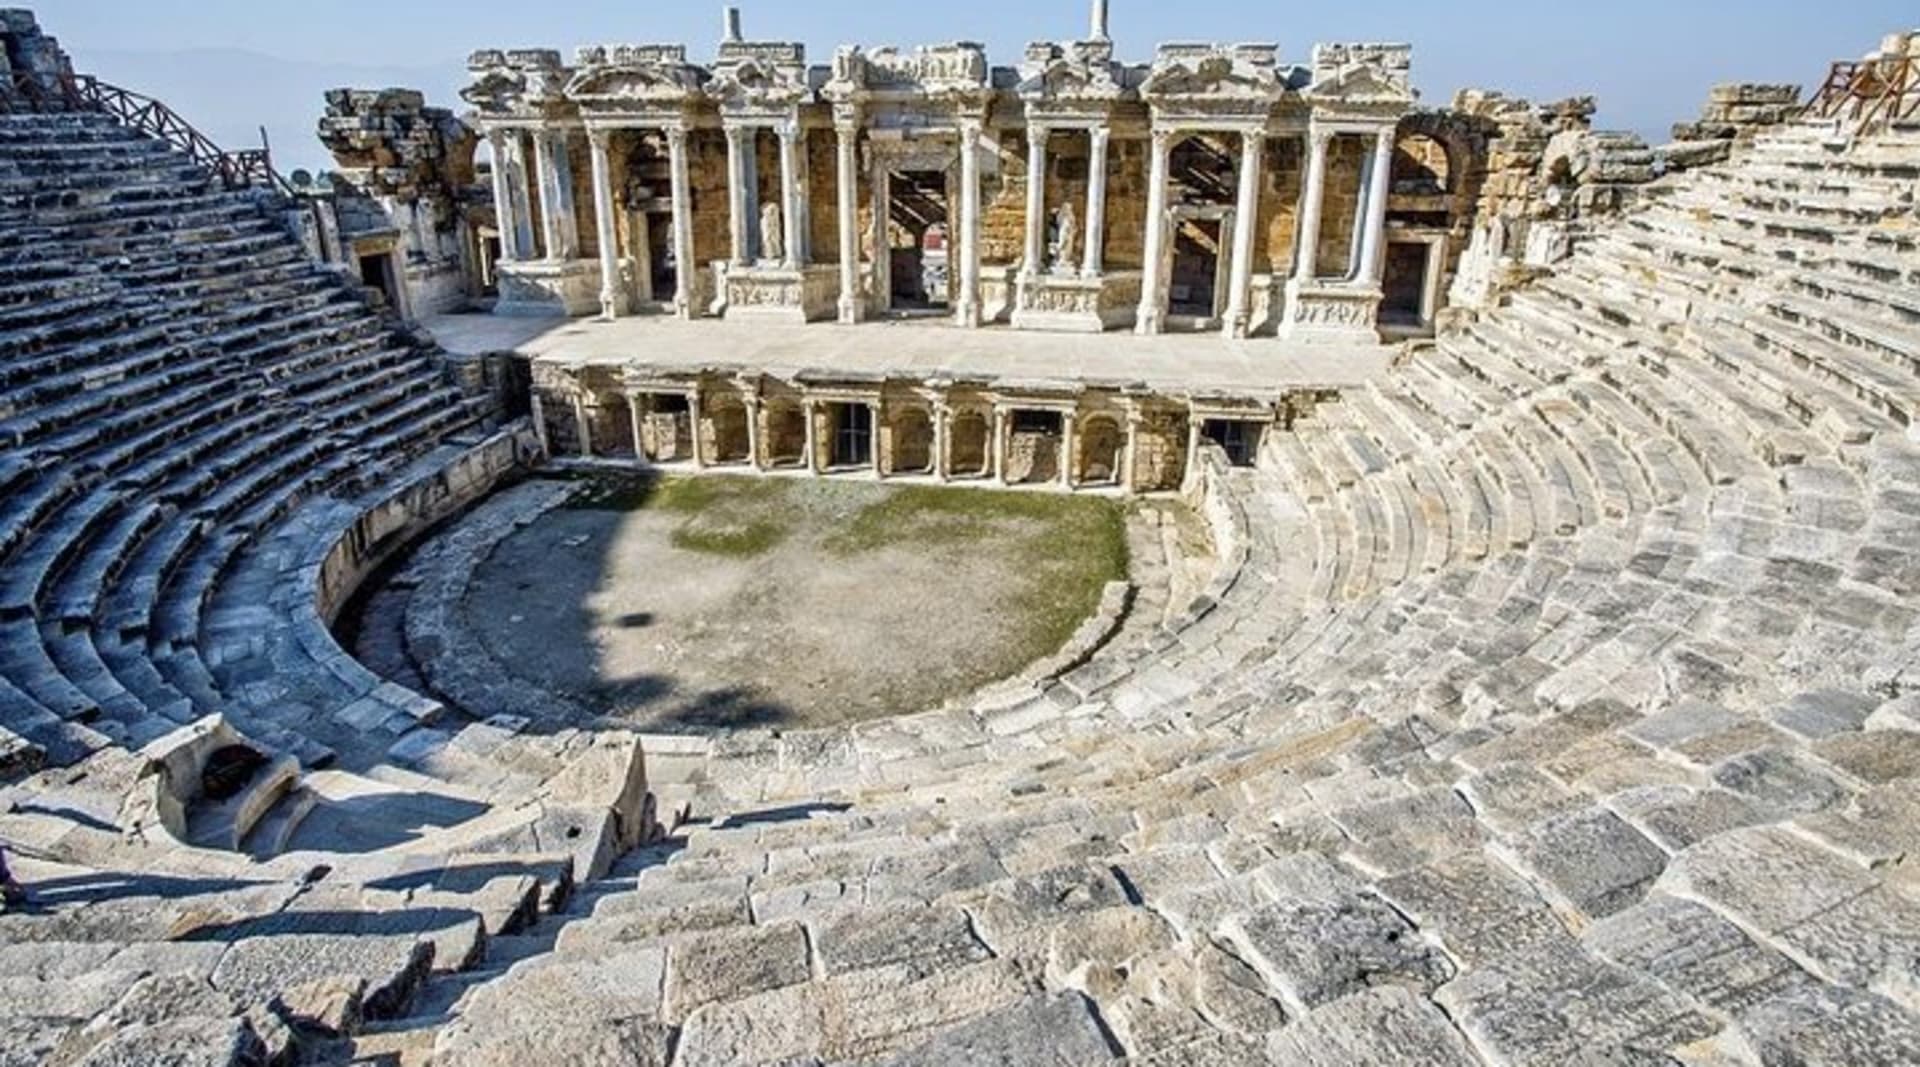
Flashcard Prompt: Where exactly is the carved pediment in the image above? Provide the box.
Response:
[1141,45,1283,105]
[465,49,568,116]
[1016,43,1124,108]
[862,43,991,98]
[709,50,813,110]
[565,50,706,108]
[1307,63,1415,107]
[461,68,528,114]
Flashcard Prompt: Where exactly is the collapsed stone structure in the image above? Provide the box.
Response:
[4,4,1920,1065]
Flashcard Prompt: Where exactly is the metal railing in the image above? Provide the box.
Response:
[1808,55,1920,135]
[2,67,292,194]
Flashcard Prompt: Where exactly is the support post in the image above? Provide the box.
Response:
[1223,127,1263,337]
[1295,127,1332,282]
[1023,124,1049,277]
[1083,126,1109,277]
[686,389,706,469]
[1184,413,1203,489]
[1135,128,1174,335]
[1358,126,1397,285]
[835,122,862,323]
[1059,411,1076,490]
[487,129,519,262]
[992,407,1009,484]
[870,165,892,313]
[934,403,951,482]
[869,402,884,477]
[535,130,579,261]
[529,392,550,453]
[778,123,804,269]
[666,125,696,319]
[574,396,594,458]
[1122,410,1140,494]
[725,126,751,265]
[744,395,763,471]
[628,393,647,465]
[802,399,819,474]
[956,120,984,328]
[588,129,622,320]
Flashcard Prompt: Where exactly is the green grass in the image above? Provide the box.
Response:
[671,520,789,558]
[827,486,1130,655]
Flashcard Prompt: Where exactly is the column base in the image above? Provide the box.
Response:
[1281,280,1385,343]
[495,260,603,318]
[837,294,863,325]
[1134,307,1164,336]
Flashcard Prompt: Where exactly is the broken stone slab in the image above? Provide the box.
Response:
[813,901,989,980]
[1376,851,1569,965]
[1582,894,1818,1017]
[1607,785,1777,853]
[434,948,666,1062]
[67,1016,266,1067]
[537,731,656,852]
[1500,807,1668,927]
[209,933,433,1022]
[661,920,810,1022]
[1219,892,1455,1016]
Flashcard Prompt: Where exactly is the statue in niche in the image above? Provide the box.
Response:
[1050,202,1078,274]
[760,200,784,264]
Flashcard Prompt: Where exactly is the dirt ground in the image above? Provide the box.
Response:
[459,474,1131,733]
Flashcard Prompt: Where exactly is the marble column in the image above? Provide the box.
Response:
[1059,411,1076,490]
[627,394,647,464]
[666,126,696,319]
[725,126,751,265]
[1122,411,1141,494]
[1357,126,1397,286]
[744,395,763,471]
[574,396,594,458]
[992,408,1008,484]
[801,399,819,473]
[535,130,579,261]
[1083,126,1110,277]
[956,120,984,328]
[869,165,891,313]
[868,402,884,476]
[1023,124,1049,277]
[529,392,550,453]
[686,389,706,469]
[588,129,622,320]
[1295,128,1332,283]
[933,404,951,482]
[487,129,519,262]
[1184,413,1203,486]
[835,122,861,324]
[1135,128,1175,335]
[1223,128,1264,338]
[777,123,804,269]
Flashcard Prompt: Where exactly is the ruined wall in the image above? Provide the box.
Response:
[689,129,732,267]
[1256,137,1306,275]
[804,130,840,266]
[1314,135,1367,279]
[1663,83,1803,170]
[980,131,1027,266]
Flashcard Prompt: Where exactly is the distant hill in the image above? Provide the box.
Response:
[66,46,468,175]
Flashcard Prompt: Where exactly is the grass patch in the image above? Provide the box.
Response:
[671,520,788,558]
[828,485,1129,656]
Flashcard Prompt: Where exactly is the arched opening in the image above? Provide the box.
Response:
[1391,133,1453,196]
[890,407,934,475]
[1077,416,1124,485]
[949,411,990,477]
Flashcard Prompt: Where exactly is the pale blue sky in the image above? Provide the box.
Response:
[40,0,1918,174]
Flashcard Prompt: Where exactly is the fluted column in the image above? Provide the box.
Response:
[1223,127,1264,337]
[665,126,696,319]
[835,122,861,324]
[777,123,804,269]
[956,120,984,328]
[588,129,622,320]
[725,126,751,265]
[487,129,520,262]
[1135,128,1175,335]
[1295,127,1333,282]
[1023,124,1049,276]
[1357,126,1397,285]
[1083,126,1110,276]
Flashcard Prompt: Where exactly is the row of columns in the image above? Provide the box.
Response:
[1021,125,1112,278]
[1134,123,1401,337]
[568,394,1160,493]
[499,118,1400,333]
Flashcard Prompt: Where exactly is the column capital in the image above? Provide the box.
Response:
[775,121,801,143]
[586,127,614,151]
[957,118,985,144]
[1308,125,1337,148]
[663,124,690,148]
[1089,124,1111,146]
[1026,123,1050,150]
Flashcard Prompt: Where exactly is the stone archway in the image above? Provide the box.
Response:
[889,407,934,475]
[949,410,990,477]
[1077,415,1124,484]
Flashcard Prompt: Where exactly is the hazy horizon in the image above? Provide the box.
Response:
[43,1,1919,175]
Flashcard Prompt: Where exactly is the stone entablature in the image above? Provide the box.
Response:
[462,4,1414,340]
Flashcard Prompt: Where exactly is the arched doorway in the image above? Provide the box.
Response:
[1077,415,1124,485]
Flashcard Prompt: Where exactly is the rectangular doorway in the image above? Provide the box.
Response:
[1169,217,1224,320]
[831,403,873,468]
[888,169,950,313]
[1204,419,1264,467]
[1381,242,1432,328]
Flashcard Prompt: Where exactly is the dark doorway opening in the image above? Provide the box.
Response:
[890,169,950,312]
[1381,242,1429,327]
[648,210,678,301]
[1204,419,1264,467]
[1169,218,1223,319]
[831,403,874,468]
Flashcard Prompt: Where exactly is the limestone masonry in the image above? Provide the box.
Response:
[3,3,1920,1065]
